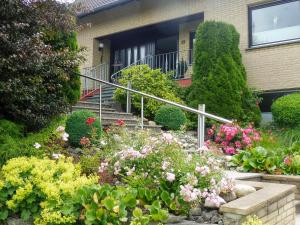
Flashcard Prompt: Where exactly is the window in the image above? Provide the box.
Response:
[189,32,196,64]
[249,0,300,47]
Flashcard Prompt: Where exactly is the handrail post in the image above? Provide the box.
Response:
[141,96,144,130]
[198,104,206,148]
[126,81,131,113]
[99,82,102,121]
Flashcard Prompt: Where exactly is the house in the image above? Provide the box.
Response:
[76,0,300,114]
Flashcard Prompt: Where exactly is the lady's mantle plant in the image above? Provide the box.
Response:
[0,157,97,224]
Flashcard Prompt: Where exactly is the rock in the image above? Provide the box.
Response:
[166,214,186,223]
[211,215,221,224]
[7,218,34,225]
[148,121,156,126]
[235,184,256,198]
[220,192,237,202]
[204,196,226,209]
[189,207,202,216]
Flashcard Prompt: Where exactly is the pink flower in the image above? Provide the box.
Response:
[224,147,236,155]
[204,140,211,147]
[180,184,201,202]
[166,172,176,182]
[126,166,135,176]
[99,162,109,173]
[235,141,242,149]
[195,165,210,176]
[163,133,173,144]
[207,129,214,137]
[221,141,229,147]
[284,156,293,166]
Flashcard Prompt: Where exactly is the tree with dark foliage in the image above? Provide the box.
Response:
[0,0,84,131]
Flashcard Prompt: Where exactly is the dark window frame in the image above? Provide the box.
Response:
[248,0,300,48]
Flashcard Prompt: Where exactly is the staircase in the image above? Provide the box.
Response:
[72,85,161,131]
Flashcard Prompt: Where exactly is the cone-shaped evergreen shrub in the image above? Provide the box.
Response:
[187,21,261,125]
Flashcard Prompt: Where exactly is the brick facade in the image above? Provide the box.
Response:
[77,0,300,92]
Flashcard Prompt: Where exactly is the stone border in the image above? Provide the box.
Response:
[228,171,300,200]
[220,180,296,225]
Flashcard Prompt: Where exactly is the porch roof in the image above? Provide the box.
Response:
[76,0,134,18]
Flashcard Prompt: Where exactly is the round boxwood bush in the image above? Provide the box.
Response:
[154,105,187,130]
[271,93,300,127]
[65,110,102,147]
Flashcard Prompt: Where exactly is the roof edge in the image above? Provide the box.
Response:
[77,0,135,19]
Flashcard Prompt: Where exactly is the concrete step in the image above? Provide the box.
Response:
[75,101,114,109]
[72,106,115,112]
[102,117,146,126]
[125,124,162,132]
[94,111,136,119]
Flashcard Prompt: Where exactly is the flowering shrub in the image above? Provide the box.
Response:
[98,129,235,214]
[65,110,102,147]
[207,124,261,155]
[0,157,97,224]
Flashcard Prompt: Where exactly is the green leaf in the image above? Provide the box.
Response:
[132,208,143,218]
[102,197,115,210]
[160,191,171,205]
[0,209,8,220]
[21,209,31,221]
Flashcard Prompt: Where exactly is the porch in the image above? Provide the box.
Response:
[81,13,203,95]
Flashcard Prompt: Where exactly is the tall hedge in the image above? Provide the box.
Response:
[187,21,261,125]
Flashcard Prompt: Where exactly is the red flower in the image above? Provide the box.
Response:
[116,119,125,126]
[86,117,96,125]
[104,127,111,133]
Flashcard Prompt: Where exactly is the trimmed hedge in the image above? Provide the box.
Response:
[65,110,102,147]
[271,93,300,128]
[154,105,187,130]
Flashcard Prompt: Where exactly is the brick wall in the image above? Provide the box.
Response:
[77,0,300,92]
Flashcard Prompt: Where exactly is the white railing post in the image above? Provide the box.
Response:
[99,82,102,121]
[197,104,206,148]
[126,81,131,113]
[141,96,144,130]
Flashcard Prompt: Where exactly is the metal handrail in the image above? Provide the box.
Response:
[80,73,232,148]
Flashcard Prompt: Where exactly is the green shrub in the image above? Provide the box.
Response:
[271,93,300,128]
[187,21,261,125]
[113,65,184,119]
[65,110,102,147]
[0,156,97,223]
[0,0,83,131]
[154,105,186,130]
[0,116,66,166]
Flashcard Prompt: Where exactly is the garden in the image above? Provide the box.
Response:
[0,1,299,225]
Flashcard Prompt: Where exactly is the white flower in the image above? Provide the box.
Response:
[34,143,41,149]
[162,133,173,144]
[126,166,135,176]
[100,140,107,145]
[166,172,176,182]
[52,153,62,159]
[162,161,170,170]
[56,126,65,132]
[61,132,69,141]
